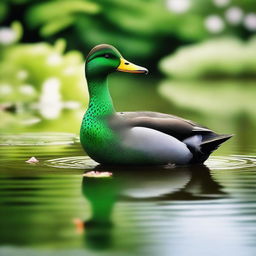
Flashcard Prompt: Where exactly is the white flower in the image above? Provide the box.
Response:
[244,13,256,31]
[47,53,62,66]
[63,101,81,110]
[0,84,13,95]
[38,77,62,119]
[0,27,17,45]
[63,67,76,75]
[213,0,230,7]
[166,0,191,14]
[225,7,243,25]
[205,15,225,33]
[19,84,36,96]
[17,70,29,80]
[31,45,47,55]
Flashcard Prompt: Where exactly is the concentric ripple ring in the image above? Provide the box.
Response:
[44,155,256,170]
[206,155,256,170]
[45,156,98,169]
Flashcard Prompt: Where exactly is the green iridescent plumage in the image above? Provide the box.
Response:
[80,44,232,165]
[80,44,151,164]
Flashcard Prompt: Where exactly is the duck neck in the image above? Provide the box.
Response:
[86,75,115,117]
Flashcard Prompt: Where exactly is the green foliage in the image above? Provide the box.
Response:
[0,2,7,23]
[64,0,212,59]
[158,79,256,143]
[25,0,100,37]
[159,79,256,117]
[0,0,256,66]
[2,0,256,62]
[159,37,256,79]
[11,21,23,42]
[0,37,87,124]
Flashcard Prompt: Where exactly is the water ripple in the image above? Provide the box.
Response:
[206,155,256,170]
[0,133,78,146]
[45,156,98,170]
[44,155,256,170]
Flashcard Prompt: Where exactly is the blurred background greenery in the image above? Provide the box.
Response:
[1,2,256,254]
[0,0,256,146]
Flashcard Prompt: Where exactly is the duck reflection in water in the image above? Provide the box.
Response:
[77,164,227,249]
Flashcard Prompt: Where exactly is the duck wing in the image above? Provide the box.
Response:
[114,111,233,163]
[116,111,213,141]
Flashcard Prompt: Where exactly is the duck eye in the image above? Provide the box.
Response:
[104,54,110,58]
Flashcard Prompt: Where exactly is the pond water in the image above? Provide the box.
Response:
[0,76,256,256]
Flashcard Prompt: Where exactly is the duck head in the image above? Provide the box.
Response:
[85,44,148,78]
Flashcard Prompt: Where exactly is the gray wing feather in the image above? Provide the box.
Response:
[122,127,193,165]
[116,111,215,141]
[108,111,232,164]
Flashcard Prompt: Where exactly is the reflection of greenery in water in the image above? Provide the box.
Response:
[1,138,256,255]
[0,74,170,133]
[0,1,256,255]
[108,75,173,113]
[159,79,256,154]
[159,79,256,117]
[2,74,256,154]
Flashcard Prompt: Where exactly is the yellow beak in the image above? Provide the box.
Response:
[117,58,148,74]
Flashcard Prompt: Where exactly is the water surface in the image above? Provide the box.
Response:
[0,77,256,256]
[0,132,256,256]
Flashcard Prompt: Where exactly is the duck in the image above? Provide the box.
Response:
[80,44,233,165]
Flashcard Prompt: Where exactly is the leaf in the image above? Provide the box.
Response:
[40,16,75,37]
[26,0,100,28]
[11,21,23,42]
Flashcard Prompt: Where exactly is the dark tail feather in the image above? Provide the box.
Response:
[200,134,233,154]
